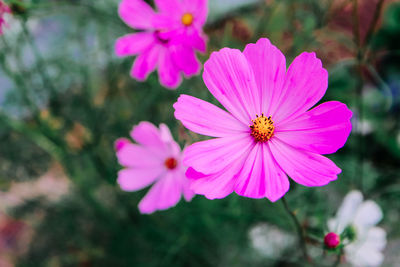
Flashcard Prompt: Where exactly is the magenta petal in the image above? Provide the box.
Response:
[117,167,164,192]
[276,101,353,154]
[269,139,341,187]
[272,52,328,123]
[203,48,260,124]
[170,44,201,77]
[184,28,207,53]
[118,0,156,30]
[234,144,289,201]
[116,143,162,168]
[158,49,182,89]
[130,45,159,81]
[183,134,254,174]
[115,32,154,57]
[262,145,290,201]
[190,161,244,200]
[138,172,182,214]
[174,94,248,137]
[234,144,264,198]
[154,0,182,17]
[243,38,286,116]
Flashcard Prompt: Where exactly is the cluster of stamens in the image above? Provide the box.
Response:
[250,113,275,142]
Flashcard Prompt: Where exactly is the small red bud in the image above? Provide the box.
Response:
[324,232,340,249]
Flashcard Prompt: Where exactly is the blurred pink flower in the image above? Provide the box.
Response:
[0,1,10,35]
[174,38,353,201]
[115,122,195,214]
[115,0,208,89]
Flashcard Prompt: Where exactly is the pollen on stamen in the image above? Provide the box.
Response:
[181,13,194,26]
[250,113,275,142]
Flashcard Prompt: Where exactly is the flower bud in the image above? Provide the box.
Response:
[324,232,340,249]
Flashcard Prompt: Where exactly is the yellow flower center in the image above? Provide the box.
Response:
[250,114,275,142]
[181,13,194,26]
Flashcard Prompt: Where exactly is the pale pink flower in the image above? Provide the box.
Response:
[115,0,208,89]
[174,38,352,201]
[115,122,195,214]
[0,1,10,35]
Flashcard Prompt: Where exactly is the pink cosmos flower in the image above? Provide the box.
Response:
[174,38,353,201]
[115,0,208,89]
[115,122,195,214]
[0,1,10,35]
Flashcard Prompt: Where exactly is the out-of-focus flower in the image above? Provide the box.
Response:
[115,0,208,89]
[174,38,352,201]
[248,223,295,258]
[0,1,11,35]
[328,190,386,267]
[0,213,33,265]
[0,163,70,211]
[115,122,195,214]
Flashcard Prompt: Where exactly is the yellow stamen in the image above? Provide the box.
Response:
[250,114,275,142]
[181,13,194,26]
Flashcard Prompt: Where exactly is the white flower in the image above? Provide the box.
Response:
[248,223,295,258]
[328,191,386,267]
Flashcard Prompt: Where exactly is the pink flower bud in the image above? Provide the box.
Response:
[324,232,340,249]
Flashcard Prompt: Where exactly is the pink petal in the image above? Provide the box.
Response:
[138,172,182,214]
[183,134,254,174]
[173,94,248,137]
[234,144,289,201]
[180,171,195,201]
[154,0,183,17]
[189,161,244,200]
[114,138,131,152]
[243,38,286,116]
[170,44,201,77]
[234,144,264,198]
[130,45,159,81]
[203,48,260,124]
[157,48,182,89]
[118,0,156,30]
[184,28,207,53]
[130,122,166,150]
[275,101,353,154]
[116,143,163,168]
[269,139,341,187]
[115,32,155,57]
[271,52,328,124]
[117,167,164,192]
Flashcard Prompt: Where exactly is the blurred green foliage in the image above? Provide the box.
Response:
[0,0,399,266]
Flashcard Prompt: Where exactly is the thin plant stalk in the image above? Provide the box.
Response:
[281,196,310,263]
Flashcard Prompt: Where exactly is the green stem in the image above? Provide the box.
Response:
[281,196,310,262]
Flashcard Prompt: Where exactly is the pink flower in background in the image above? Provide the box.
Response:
[0,1,10,35]
[174,38,352,201]
[115,122,195,214]
[115,0,208,89]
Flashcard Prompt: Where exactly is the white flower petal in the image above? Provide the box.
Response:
[353,200,383,229]
[334,190,363,233]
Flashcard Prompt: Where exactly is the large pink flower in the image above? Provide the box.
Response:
[115,122,195,214]
[173,38,352,202]
[0,1,10,35]
[115,0,208,89]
